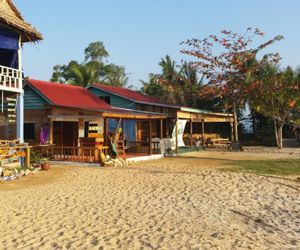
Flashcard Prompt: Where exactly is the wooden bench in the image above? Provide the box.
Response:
[206,138,232,150]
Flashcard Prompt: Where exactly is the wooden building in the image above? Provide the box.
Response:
[0,0,42,141]
[88,84,235,151]
[23,79,166,162]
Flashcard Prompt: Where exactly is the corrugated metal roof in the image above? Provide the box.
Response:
[91,83,180,109]
[26,79,112,111]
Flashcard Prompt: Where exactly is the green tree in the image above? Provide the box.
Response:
[140,73,164,99]
[141,56,204,106]
[250,65,300,148]
[102,64,129,87]
[84,41,109,62]
[50,41,128,87]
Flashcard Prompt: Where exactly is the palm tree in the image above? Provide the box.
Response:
[159,55,178,82]
[141,56,205,106]
[140,74,164,98]
[68,61,100,87]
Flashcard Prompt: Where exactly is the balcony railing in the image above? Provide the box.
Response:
[0,65,22,93]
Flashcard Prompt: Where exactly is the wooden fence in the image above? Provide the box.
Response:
[40,146,108,163]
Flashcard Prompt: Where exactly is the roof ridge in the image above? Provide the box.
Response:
[28,79,86,89]
[92,82,162,99]
[92,83,135,91]
[91,82,179,107]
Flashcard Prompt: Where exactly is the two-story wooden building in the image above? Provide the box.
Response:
[0,0,42,141]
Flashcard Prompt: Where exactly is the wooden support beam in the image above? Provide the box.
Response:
[190,119,193,148]
[175,119,179,153]
[25,146,30,167]
[61,121,63,146]
[104,118,108,146]
[148,120,152,155]
[49,118,53,144]
[230,122,234,142]
[201,120,205,149]
[102,112,166,120]
[160,119,163,139]
[165,119,169,137]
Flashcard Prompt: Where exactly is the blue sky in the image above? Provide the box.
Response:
[15,0,300,89]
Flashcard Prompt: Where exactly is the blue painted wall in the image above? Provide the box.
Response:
[88,86,136,109]
[24,85,48,110]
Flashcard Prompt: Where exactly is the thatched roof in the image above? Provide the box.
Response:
[0,0,42,42]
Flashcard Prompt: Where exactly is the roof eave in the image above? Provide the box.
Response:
[24,81,53,105]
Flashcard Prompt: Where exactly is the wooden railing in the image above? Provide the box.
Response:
[0,65,22,92]
[40,145,108,163]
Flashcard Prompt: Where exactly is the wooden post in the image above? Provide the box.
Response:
[61,121,63,146]
[16,35,24,142]
[190,119,193,148]
[201,120,205,149]
[94,148,99,162]
[148,120,152,155]
[49,119,53,144]
[25,146,30,167]
[104,118,108,146]
[233,101,239,142]
[230,122,234,142]
[175,119,179,153]
[160,119,163,139]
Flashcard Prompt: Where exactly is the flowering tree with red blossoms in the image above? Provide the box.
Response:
[181,28,283,142]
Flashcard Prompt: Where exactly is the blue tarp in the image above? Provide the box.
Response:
[0,27,19,68]
[108,119,136,143]
[0,27,19,50]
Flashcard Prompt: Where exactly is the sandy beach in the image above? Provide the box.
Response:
[0,151,299,249]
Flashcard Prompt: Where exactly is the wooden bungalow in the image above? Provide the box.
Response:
[87,84,235,151]
[23,79,166,162]
[0,0,42,141]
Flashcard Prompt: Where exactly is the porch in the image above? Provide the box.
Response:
[32,107,167,164]
[0,65,22,93]
[0,66,23,142]
[175,108,235,151]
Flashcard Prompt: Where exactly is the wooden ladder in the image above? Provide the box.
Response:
[117,140,126,156]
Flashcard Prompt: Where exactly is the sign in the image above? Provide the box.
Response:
[88,122,102,138]
[6,96,17,123]
[172,120,188,147]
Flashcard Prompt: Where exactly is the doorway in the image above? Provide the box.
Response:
[53,121,79,146]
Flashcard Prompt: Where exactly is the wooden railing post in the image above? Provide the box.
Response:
[25,146,30,167]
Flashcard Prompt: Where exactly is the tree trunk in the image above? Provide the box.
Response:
[251,111,256,137]
[274,120,283,149]
[233,101,239,142]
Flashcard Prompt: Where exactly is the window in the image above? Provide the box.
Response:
[100,96,111,104]
[24,123,35,140]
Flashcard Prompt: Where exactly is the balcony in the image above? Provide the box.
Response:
[0,65,23,93]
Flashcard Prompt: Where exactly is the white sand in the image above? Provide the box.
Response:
[0,151,299,249]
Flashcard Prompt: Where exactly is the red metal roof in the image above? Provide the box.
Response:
[27,79,112,111]
[91,83,180,108]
